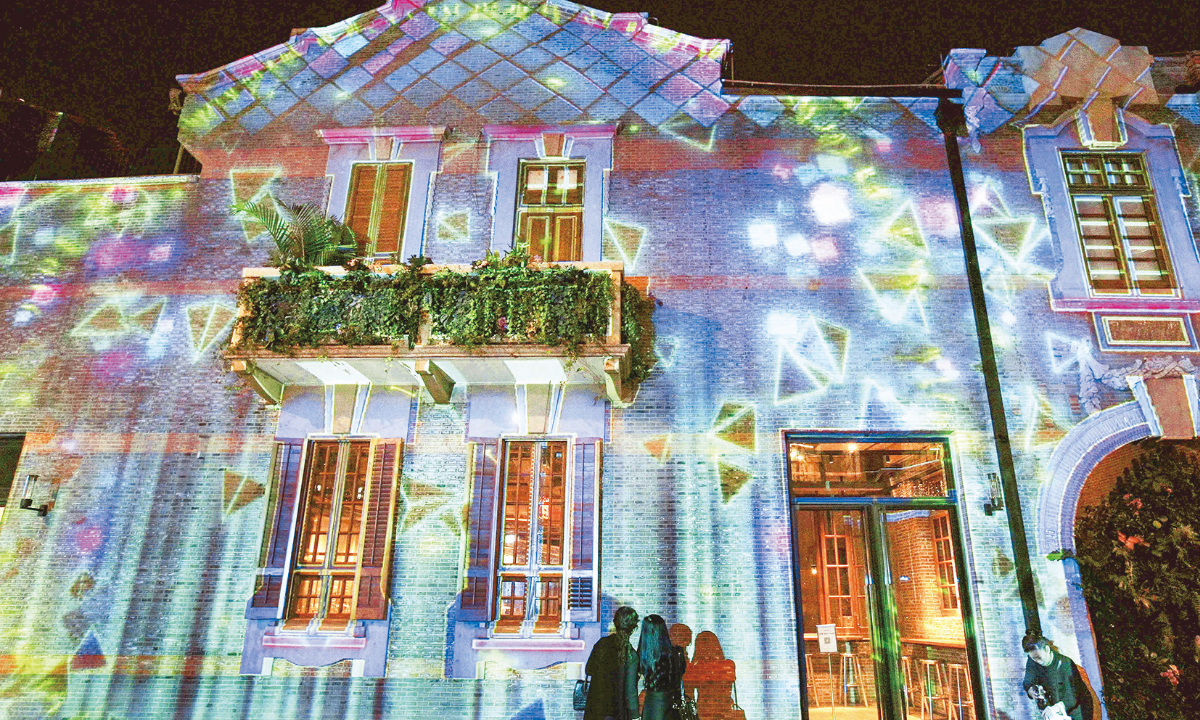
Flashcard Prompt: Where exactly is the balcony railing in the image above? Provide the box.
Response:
[225,260,651,406]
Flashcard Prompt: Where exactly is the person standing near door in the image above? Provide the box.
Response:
[586,606,641,720]
[1021,631,1094,720]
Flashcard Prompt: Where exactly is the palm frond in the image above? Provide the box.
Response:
[233,198,358,267]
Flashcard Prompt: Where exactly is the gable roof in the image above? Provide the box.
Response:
[176,0,730,147]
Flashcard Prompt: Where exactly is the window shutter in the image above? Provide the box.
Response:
[373,164,411,256]
[568,440,600,621]
[353,439,403,621]
[346,165,377,256]
[248,439,305,618]
[552,212,582,261]
[461,440,499,621]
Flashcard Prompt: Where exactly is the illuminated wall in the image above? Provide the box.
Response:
[1,3,1198,719]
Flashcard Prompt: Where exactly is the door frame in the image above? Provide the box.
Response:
[784,432,987,720]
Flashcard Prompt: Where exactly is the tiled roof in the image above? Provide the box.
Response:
[176,0,732,144]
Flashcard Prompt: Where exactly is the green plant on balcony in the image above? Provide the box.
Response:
[231,250,656,382]
[232,200,358,268]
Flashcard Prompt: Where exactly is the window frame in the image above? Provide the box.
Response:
[1061,151,1176,298]
[319,125,445,261]
[784,431,986,720]
[344,162,413,258]
[1024,112,1200,313]
[493,438,571,635]
[249,436,402,633]
[482,125,615,262]
[515,160,586,262]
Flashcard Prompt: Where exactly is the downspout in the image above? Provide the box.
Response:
[935,97,1041,635]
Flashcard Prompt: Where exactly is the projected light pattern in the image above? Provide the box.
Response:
[1,7,1196,720]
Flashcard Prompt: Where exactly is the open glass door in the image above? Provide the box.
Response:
[788,436,984,720]
[794,508,881,720]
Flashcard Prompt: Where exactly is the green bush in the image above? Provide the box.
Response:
[1074,440,1200,719]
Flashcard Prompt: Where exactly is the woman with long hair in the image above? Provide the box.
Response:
[637,614,686,720]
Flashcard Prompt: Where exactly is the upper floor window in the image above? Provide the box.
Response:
[517,161,584,262]
[1063,152,1175,296]
[345,164,412,257]
[1024,114,1200,317]
[483,125,615,262]
[319,126,445,261]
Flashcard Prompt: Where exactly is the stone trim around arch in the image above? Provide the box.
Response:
[1038,400,1154,720]
[1039,401,1152,556]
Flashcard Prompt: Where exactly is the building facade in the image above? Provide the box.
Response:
[0,1,1198,718]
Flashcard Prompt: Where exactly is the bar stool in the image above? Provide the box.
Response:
[900,655,917,715]
[840,648,867,706]
[805,653,821,707]
[917,658,949,719]
[945,663,974,720]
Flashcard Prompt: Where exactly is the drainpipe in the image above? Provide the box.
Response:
[936,97,1041,635]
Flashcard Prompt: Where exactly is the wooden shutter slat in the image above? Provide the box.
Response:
[373,164,411,256]
[461,441,499,621]
[346,165,377,256]
[249,440,304,617]
[354,439,402,621]
[568,440,599,619]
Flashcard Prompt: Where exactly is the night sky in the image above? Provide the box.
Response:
[2,0,1197,148]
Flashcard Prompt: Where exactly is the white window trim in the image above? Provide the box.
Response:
[319,126,445,260]
[1025,110,1200,312]
[482,125,616,261]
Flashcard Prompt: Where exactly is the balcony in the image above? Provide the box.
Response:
[225,260,651,406]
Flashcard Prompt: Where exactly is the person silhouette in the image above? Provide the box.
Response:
[687,631,740,720]
[585,606,640,720]
[638,614,687,720]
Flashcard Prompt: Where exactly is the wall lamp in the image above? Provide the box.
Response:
[18,474,55,517]
[983,472,1005,516]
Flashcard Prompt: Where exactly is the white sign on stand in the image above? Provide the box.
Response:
[816,623,838,653]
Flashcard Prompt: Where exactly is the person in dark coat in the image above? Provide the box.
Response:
[638,614,687,720]
[585,606,640,720]
[1021,631,1094,720]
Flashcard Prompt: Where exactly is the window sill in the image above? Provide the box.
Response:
[1049,295,1200,313]
[262,632,368,651]
[472,637,586,652]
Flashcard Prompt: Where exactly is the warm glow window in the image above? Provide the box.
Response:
[787,436,979,718]
[346,163,412,257]
[1063,153,1175,296]
[249,438,402,630]
[516,161,584,262]
[788,441,948,497]
[496,440,568,632]
[460,438,600,636]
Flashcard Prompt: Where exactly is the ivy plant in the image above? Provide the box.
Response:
[231,251,656,383]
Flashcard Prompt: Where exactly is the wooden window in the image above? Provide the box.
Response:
[516,161,584,262]
[346,163,412,257]
[818,512,869,635]
[1063,153,1175,296]
[932,512,960,611]
[495,440,569,633]
[460,439,599,633]
[245,438,402,630]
